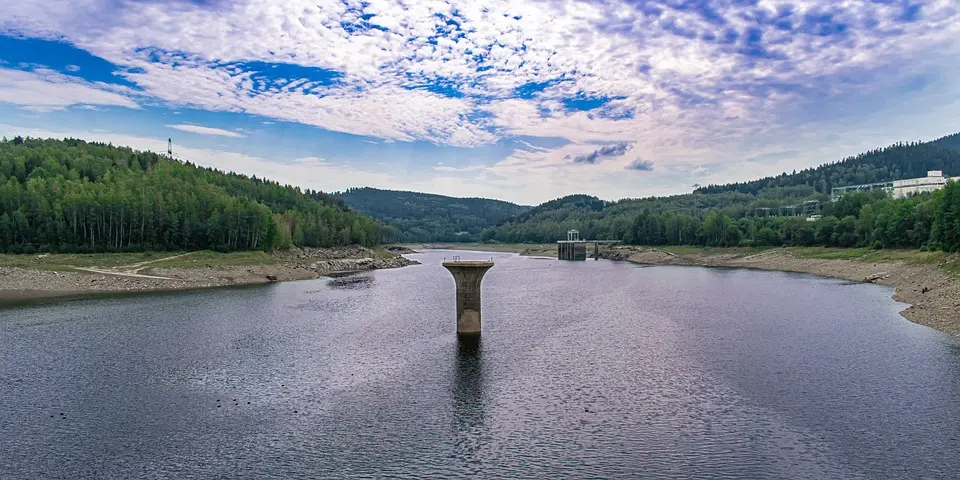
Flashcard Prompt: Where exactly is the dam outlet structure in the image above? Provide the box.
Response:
[442,259,494,337]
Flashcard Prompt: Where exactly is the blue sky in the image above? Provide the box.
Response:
[1,0,958,205]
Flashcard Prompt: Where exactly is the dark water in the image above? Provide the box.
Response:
[2,250,960,479]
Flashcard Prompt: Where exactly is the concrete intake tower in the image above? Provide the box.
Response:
[442,260,494,337]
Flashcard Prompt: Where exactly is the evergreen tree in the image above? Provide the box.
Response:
[0,137,381,253]
[933,182,960,251]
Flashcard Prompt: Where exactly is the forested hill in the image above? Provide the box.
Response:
[482,133,960,252]
[697,137,960,196]
[933,132,960,151]
[0,137,379,253]
[334,187,529,242]
[508,194,609,224]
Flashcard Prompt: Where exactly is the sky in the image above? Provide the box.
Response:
[0,0,959,205]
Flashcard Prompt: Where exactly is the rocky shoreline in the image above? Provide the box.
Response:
[0,246,418,304]
[597,246,960,338]
[7,242,957,339]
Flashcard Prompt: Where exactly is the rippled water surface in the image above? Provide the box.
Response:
[2,250,960,479]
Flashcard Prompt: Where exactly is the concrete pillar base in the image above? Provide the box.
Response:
[458,309,482,336]
[442,261,494,337]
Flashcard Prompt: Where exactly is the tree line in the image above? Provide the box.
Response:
[334,186,529,243]
[482,135,960,252]
[696,139,960,196]
[622,187,960,251]
[0,137,379,253]
[5,134,959,254]
[484,186,960,252]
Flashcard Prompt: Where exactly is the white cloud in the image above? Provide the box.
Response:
[0,124,417,192]
[123,62,495,146]
[1,0,960,202]
[434,164,484,172]
[515,139,550,152]
[0,67,139,112]
[4,117,960,205]
[167,124,245,138]
[64,64,80,72]
[0,124,518,199]
[3,0,956,150]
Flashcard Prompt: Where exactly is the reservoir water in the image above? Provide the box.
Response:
[2,250,959,479]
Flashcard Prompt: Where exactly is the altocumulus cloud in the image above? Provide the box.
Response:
[573,142,632,164]
[167,124,245,138]
[625,159,655,171]
[1,0,958,152]
[1,0,959,203]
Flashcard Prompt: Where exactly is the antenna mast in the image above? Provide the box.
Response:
[692,183,701,218]
[167,138,173,157]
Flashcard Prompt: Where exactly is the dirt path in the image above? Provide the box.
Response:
[0,246,418,303]
[122,252,197,273]
[64,252,197,280]
[70,267,175,280]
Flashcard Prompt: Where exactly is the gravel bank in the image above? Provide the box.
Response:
[0,246,418,304]
[600,246,960,338]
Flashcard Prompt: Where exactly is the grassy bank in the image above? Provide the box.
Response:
[0,251,276,272]
[653,245,960,274]
[0,248,412,271]
[0,246,417,306]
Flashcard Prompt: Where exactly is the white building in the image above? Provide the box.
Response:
[891,171,952,198]
[832,171,956,199]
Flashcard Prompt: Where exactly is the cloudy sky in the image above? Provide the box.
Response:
[1,0,958,205]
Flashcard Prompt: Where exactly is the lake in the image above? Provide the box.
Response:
[2,250,959,479]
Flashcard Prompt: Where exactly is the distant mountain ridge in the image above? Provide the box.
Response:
[696,136,960,196]
[337,133,959,246]
[9,130,955,254]
[333,187,530,243]
[481,131,960,249]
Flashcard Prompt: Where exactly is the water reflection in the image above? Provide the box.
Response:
[326,273,375,290]
[452,337,486,471]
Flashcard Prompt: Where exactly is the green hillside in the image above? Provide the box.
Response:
[483,135,960,252]
[933,132,960,151]
[697,139,960,196]
[334,187,529,243]
[0,137,379,253]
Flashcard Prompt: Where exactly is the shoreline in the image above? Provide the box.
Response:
[5,243,958,338]
[0,246,418,307]
[601,246,960,338]
[415,243,960,338]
